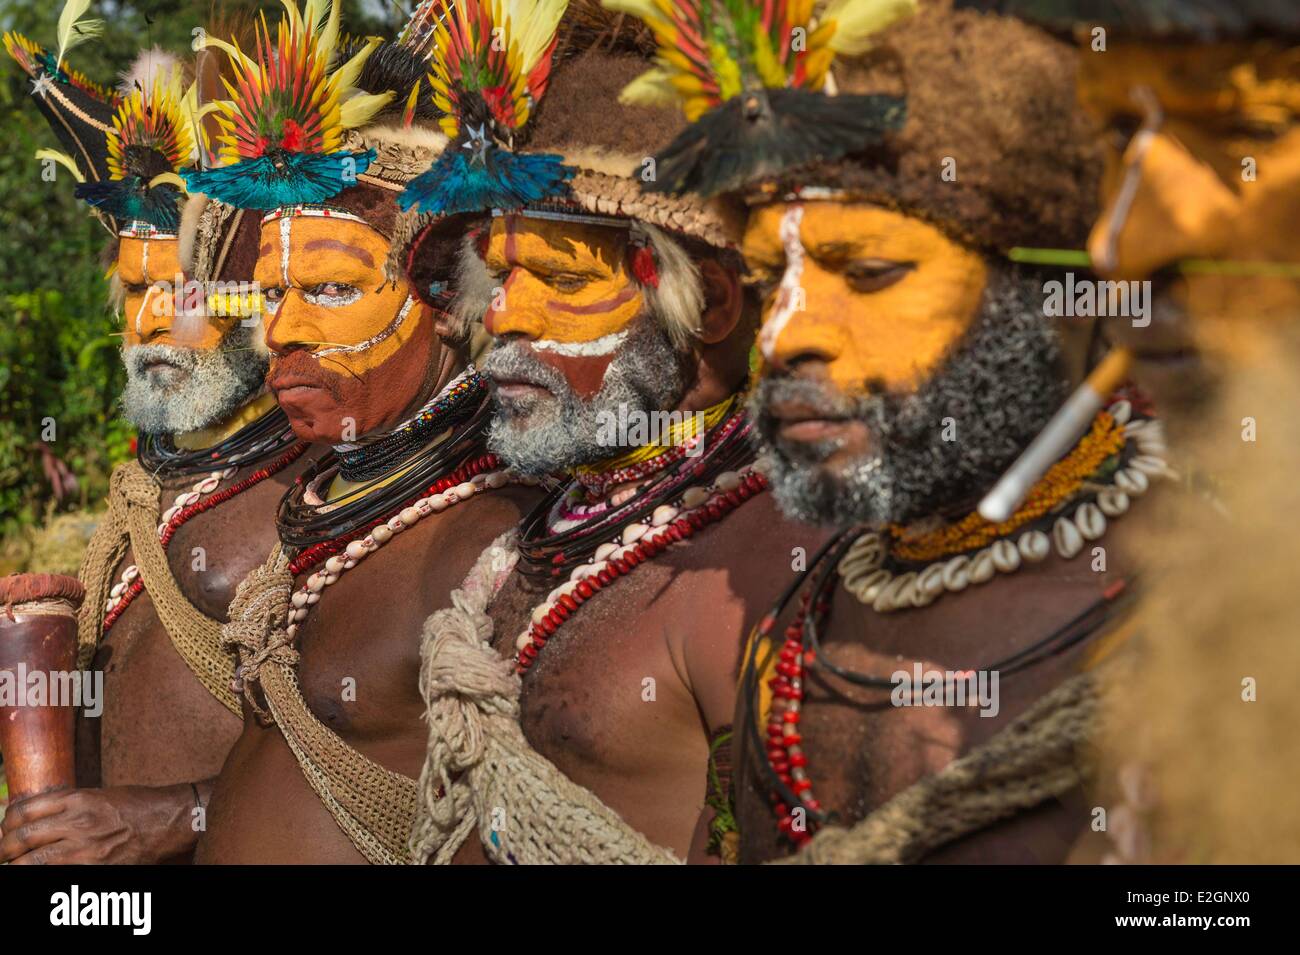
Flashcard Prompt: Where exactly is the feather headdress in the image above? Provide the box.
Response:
[398,0,576,217]
[73,62,198,232]
[604,0,914,198]
[4,26,117,191]
[4,7,199,232]
[182,0,395,209]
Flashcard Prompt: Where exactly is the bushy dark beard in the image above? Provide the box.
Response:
[121,323,268,436]
[482,314,694,476]
[755,266,1066,528]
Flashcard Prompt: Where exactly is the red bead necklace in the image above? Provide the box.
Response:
[760,587,829,847]
[515,469,768,674]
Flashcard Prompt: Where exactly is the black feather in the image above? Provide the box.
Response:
[647,89,906,200]
[335,37,445,121]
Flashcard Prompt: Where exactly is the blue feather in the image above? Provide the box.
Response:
[183,150,375,210]
[74,177,182,231]
[399,144,574,217]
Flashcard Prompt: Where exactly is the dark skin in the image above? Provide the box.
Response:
[0,445,311,865]
[453,259,828,863]
[191,288,543,862]
[732,356,1145,864]
[196,480,538,863]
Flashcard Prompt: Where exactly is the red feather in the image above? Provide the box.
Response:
[631,245,659,289]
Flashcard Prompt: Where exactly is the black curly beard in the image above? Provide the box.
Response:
[755,265,1066,528]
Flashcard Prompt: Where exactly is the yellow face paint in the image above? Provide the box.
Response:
[257,214,422,378]
[1079,41,1300,366]
[257,211,438,443]
[743,201,987,396]
[481,215,646,346]
[118,236,231,350]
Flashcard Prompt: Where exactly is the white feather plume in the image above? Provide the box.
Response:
[55,0,104,71]
[118,47,182,96]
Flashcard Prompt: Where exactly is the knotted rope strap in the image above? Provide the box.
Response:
[76,462,241,714]
[410,532,681,865]
[777,669,1102,865]
[223,547,419,865]
[411,534,1106,865]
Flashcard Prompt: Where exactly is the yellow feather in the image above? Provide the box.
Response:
[55,0,103,71]
[35,148,84,183]
[600,0,661,23]
[280,0,305,37]
[402,80,422,126]
[200,35,257,74]
[802,46,836,89]
[820,0,916,55]
[148,172,188,192]
[501,0,568,76]
[619,67,678,108]
[339,91,396,130]
[751,27,786,87]
[659,48,698,78]
[318,0,342,61]
[330,35,383,100]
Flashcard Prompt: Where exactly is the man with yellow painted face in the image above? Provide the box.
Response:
[616,0,1176,863]
[0,32,311,865]
[181,1,542,864]
[979,0,1300,863]
[399,5,827,864]
[969,0,1300,417]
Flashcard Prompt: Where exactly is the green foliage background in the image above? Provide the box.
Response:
[0,0,396,566]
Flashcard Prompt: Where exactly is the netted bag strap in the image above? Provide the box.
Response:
[410,532,681,865]
[117,463,240,716]
[778,669,1102,865]
[224,547,419,865]
[75,463,142,667]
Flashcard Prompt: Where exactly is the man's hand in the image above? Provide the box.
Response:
[0,784,204,865]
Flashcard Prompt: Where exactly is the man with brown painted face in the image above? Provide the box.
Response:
[183,2,541,864]
[610,0,1171,863]
[0,32,310,864]
[401,7,825,864]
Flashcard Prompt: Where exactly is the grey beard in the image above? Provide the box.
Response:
[756,266,1065,528]
[120,323,269,435]
[483,314,693,476]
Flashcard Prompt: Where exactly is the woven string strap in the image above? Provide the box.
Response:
[76,465,134,666]
[410,532,681,865]
[122,462,241,715]
[76,461,241,715]
[222,547,419,865]
[778,670,1101,865]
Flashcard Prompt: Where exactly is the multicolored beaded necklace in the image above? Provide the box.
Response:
[335,369,487,482]
[512,397,767,674]
[738,397,1163,845]
[570,393,739,500]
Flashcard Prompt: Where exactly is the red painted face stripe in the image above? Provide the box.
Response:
[533,349,617,401]
[545,284,639,315]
